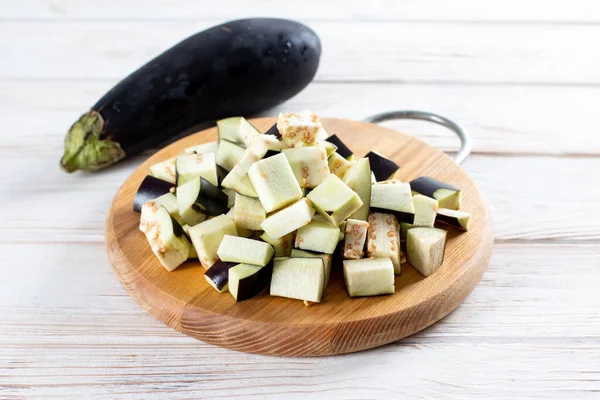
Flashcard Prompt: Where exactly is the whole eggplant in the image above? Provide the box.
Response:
[60,18,321,173]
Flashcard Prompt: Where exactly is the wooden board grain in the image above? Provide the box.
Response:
[104,117,494,356]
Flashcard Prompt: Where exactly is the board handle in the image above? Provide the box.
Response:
[363,110,471,164]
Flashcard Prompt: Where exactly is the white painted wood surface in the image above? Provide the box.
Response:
[1,1,599,398]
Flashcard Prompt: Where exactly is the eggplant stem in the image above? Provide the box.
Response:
[60,111,125,173]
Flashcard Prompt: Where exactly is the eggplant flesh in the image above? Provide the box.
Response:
[133,175,174,212]
[60,18,321,173]
[410,176,461,210]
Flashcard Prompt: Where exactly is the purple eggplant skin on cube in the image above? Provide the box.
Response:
[133,176,174,212]
[326,135,353,160]
[60,18,321,173]
[205,260,238,292]
[365,151,400,181]
[369,207,416,225]
[410,176,459,198]
[235,259,274,301]
[410,176,462,210]
[435,208,471,231]
[264,123,282,138]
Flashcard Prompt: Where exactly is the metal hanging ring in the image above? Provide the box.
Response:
[362,110,472,165]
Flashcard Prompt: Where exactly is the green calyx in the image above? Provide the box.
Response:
[59,111,126,173]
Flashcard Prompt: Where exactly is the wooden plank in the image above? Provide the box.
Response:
[1,0,599,23]
[2,81,599,155]
[1,21,599,84]
[1,243,599,397]
[1,343,599,399]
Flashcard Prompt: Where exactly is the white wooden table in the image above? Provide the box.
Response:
[2,1,599,398]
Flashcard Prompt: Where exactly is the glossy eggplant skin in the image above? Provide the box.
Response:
[133,176,174,212]
[205,260,238,292]
[365,151,400,181]
[60,18,321,173]
[326,135,353,160]
[410,176,459,198]
[236,260,274,301]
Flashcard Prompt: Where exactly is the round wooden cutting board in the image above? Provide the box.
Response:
[106,117,494,357]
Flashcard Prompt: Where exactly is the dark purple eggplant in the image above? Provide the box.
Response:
[365,151,400,181]
[229,260,274,301]
[264,123,281,138]
[60,18,321,173]
[326,135,353,160]
[133,175,174,212]
[204,260,238,293]
[436,208,470,231]
[263,150,281,159]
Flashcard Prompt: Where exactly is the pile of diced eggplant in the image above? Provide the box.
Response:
[134,110,471,305]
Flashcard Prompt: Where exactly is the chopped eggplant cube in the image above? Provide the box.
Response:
[133,175,174,212]
[184,140,219,154]
[406,227,447,276]
[325,134,353,160]
[182,224,198,259]
[270,258,325,303]
[217,116,260,146]
[263,150,281,159]
[343,258,395,297]
[248,134,285,158]
[260,198,315,239]
[175,152,218,187]
[176,176,228,225]
[140,204,191,272]
[204,260,237,293]
[306,174,363,226]
[227,206,253,238]
[217,235,274,266]
[370,180,415,223]
[221,188,236,208]
[343,219,369,260]
[343,158,371,221]
[282,147,331,188]
[295,220,340,254]
[229,263,272,301]
[318,140,338,158]
[188,214,238,269]
[400,222,415,242]
[277,110,323,147]
[216,139,245,171]
[264,123,281,138]
[149,156,176,184]
[248,153,303,213]
[367,212,402,274]
[365,151,400,181]
[338,220,347,241]
[436,208,471,231]
[327,152,352,179]
[260,231,294,257]
[410,176,462,210]
[221,149,259,197]
[413,194,439,227]
[149,193,185,226]
[233,193,266,231]
[289,249,332,288]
